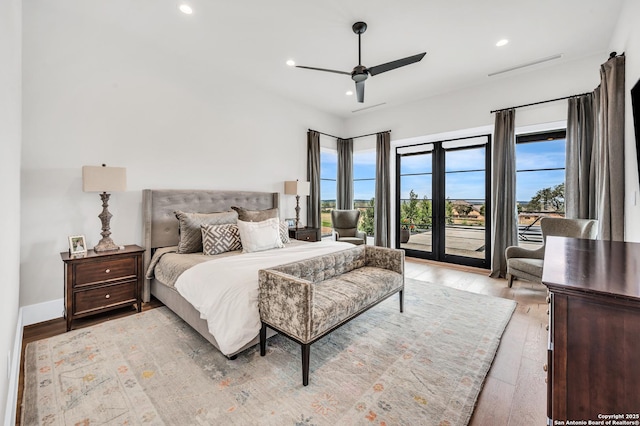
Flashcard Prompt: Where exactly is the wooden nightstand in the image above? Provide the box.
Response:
[289,227,320,242]
[60,245,144,331]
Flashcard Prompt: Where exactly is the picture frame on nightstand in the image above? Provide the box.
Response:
[285,218,296,228]
[68,235,87,255]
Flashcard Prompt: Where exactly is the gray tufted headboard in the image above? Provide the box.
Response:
[141,189,280,301]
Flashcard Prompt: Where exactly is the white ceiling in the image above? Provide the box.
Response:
[41,0,625,118]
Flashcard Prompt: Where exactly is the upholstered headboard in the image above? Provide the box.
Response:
[141,189,280,301]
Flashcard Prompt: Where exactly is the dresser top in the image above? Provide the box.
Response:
[60,244,144,262]
[542,236,640,301]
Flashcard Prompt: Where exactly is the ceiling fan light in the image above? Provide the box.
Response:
[286,59,295,67]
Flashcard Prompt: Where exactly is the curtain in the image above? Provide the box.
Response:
[375,131,391,247]
[565,55,625,240]
[306,130,321,229]
[336,138,354,210]
[566,94,596,219]
[490,109,517,278]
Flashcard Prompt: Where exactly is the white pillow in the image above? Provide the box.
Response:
[237,217,285,253]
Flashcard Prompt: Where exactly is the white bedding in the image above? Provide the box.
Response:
[175,240,353,355]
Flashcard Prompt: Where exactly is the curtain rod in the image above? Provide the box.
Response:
[308,129,391,140]
[490,92,592,114]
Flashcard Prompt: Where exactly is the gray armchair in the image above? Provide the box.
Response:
[505,217,598,287]
[331,209,366,245]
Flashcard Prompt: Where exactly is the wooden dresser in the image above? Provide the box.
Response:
[61,245,144,331]
[542,236,640,425]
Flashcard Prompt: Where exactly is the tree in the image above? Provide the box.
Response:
[416,196,432,228]
[528,183,565,212]
[360,198,375,236]
[445,198,454,224]
[400,189,419,226]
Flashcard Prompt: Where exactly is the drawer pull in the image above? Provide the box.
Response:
[545,324,549,331]
[105,294,110,299]
[305,236,310,240]
[105,269,111,274]
[543,363,548,372]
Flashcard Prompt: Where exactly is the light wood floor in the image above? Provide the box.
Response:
[404,258,548,425]
[17,258,547,425]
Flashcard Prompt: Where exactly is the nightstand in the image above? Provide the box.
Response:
[60,245,144,331]
[288,227,320,242]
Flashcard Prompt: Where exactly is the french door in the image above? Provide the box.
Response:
[396,135,491,268]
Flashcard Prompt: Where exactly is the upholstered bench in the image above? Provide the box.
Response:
[258,245,404,385]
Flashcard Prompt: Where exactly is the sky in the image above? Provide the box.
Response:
[321,139,565,205]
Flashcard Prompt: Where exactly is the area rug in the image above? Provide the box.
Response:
[22,278,515,426]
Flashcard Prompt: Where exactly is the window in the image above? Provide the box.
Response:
[515,130,566,245]
[353,150,376,236]
[320,148,337,236]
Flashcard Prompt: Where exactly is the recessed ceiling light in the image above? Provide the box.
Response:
[179,4,193,14]
[346,90,353,96]
[496,39,509,47]
[286,59,295,67]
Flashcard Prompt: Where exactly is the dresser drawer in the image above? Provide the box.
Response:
[74,281,137,315]
[74,256,137,286]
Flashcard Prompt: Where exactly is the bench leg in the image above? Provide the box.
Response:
[260,322,267,356]
[399,290,404,313]
[302,343,310,386]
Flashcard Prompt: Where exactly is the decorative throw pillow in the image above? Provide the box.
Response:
[231,206,279,222]
[175,210,238,254]
[279,221,290,244]
[201,224,242,255]
[237,218,284,253]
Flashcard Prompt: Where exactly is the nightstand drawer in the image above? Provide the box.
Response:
[74,281,137,315]
[75,257,137,286]
[289,227,319,242]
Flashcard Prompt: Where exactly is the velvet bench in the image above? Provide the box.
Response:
[258,245,405,386]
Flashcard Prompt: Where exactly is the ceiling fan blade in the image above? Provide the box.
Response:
[355,80,365,103]
[368,52,426,76]
[295,65,351,76]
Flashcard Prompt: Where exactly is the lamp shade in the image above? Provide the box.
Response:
[82,165,127,192]
[284,180,310,196]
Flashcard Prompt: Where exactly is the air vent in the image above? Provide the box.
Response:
[352,102,387,113]
[488,54,563,77]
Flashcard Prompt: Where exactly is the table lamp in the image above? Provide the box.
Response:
[284,180,310,229]
[82,164,127,252]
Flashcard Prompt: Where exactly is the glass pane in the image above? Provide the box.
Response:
[320,150,337,180]
[400,153,432,253]
[354,180,375,236]
[353,151,376,180]
[320,150,337,237]
[444,148,486,259]
[516,139,565,170]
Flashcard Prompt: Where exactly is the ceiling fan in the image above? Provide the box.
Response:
[296,21,426,103]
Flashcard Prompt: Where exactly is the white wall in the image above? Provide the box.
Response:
[610,0,640,242]
[21,5,344,307]
[0,0,22,421]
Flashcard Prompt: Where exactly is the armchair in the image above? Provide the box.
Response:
[505,217,598,287]
[331,209,366,245]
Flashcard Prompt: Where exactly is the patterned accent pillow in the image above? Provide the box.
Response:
[231,206,279,222]
[201,224,242,256]
[237,218,284,253]
[279,221,290,244]
[175,210,238,254]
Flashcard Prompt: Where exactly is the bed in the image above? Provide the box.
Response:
[141,189,351,357]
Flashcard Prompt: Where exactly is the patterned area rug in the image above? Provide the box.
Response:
[22,278,515,425]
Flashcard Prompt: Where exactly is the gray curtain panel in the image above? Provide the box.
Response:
[566,94,597,219]
[490,109,517,278]
[595,55,625,241]
[306,130,321,229]
[375,131,391,247]
[565,55,625,241]
[336,138,354,210]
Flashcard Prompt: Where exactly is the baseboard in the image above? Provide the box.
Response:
[5,307,23,426]
[21,298,63,326]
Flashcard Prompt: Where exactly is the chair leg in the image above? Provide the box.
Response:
[399,290,404,313]
[302,343,310,386]
[260,322,267,356]
[508,274,514,288]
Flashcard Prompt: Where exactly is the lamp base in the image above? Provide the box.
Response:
[94,237,120,252]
